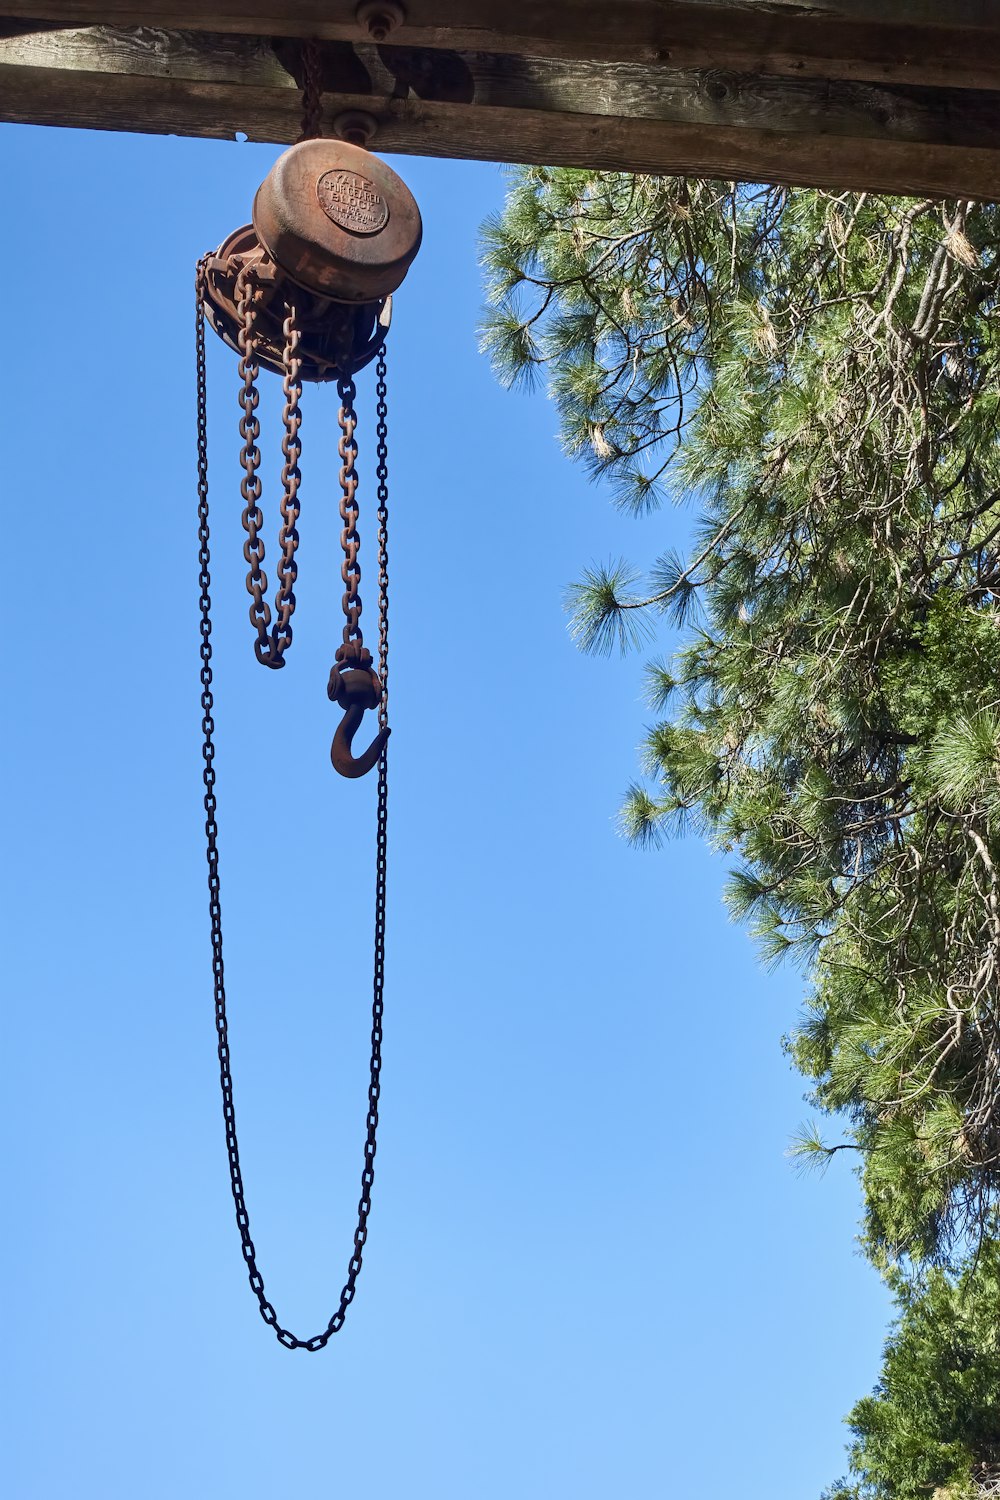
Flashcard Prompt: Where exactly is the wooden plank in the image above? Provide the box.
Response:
[677,0,998,21]
[4,1,1000,32]
[676,0,998,20]
[1,2,999,89]
[3,62,996,204]
[1,24,998,199]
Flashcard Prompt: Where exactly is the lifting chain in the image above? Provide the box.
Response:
[195,258,390,1349]
[337,375,363,647]
[236,266,271,663]
[327,373,390,777]
[235,267,304,668]
[274,304,303,657]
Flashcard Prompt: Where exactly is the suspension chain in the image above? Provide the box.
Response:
[196,262,390,1351]
[298,38,324,143]
[337,376,363,647]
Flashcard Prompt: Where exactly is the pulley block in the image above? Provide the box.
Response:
[202,138,422,380]
[194,90,420,1352]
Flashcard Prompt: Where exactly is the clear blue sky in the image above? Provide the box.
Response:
[2,124,890,1498]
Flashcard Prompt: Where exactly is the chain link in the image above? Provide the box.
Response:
[271,305,303,658]
[375,349,389,731]
[370,355,390,1275]
[236,268,274,664]
[196,262,390,1351]
[372,355,390,1080]
[337,376,363,647]
[297,38,324,143]
[236,269,305,669]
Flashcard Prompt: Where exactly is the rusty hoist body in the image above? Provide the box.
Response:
[194,100,421,1349]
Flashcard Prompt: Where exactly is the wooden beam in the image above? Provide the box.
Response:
[1,2,999,90]
[1,23,998,199]
[3,1,1000,32]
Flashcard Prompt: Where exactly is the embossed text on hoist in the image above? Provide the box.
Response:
[317,170,390,235]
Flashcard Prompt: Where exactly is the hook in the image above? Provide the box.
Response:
[331,701,390,778]
[328,647,389,778]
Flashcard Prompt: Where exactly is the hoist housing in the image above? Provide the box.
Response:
[202,138,422,381]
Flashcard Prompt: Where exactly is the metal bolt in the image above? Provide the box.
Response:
[333,110,379,148]
[356,1,405,43]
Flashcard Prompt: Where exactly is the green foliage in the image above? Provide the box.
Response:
[482,173,1000,1268]
[565,560,655,656]
[823,1241,1000,1499]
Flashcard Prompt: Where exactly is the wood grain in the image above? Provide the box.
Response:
[1,22,999,198]
[0,2,997,88]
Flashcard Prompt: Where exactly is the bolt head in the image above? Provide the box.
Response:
[356,0,405,43]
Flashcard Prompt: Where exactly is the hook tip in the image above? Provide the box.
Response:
[331,708,389,779]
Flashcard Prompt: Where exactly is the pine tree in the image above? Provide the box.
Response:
[823,1242,1000,1500]
[482,174,1000,1267]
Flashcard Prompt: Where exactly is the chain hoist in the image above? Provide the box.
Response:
[194,56,421,1349]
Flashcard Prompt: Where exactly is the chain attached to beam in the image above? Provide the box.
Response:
[193,94,420,1347]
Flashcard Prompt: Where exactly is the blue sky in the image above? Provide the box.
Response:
[2,124,890,1498]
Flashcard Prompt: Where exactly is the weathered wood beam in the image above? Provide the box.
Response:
[4,0,1000,31]
[2,23,999,199]
[0,2,999,89]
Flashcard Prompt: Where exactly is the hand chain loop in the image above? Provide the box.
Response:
[196,259,390,1350]
[375,348,390,733]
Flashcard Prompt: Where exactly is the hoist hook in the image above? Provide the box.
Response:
[331,701,390,779]
[328,645,389,779]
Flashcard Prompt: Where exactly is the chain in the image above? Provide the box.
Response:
[337,376,363,647]
[236,270,304,668]
[297,38,324,143]
[236,267,274,665]
[370,356,390,1263]
[196,263,390,1351]
[375,349,389,730]
[372,353,390,1070]
[272,305,303,659]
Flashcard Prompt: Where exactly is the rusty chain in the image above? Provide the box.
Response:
[236,268,274,664]
[235,267,304,668]
[272,305,303,658]
[337,376,363,647]
[298,38,324,143]
[196,261,391,1350]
